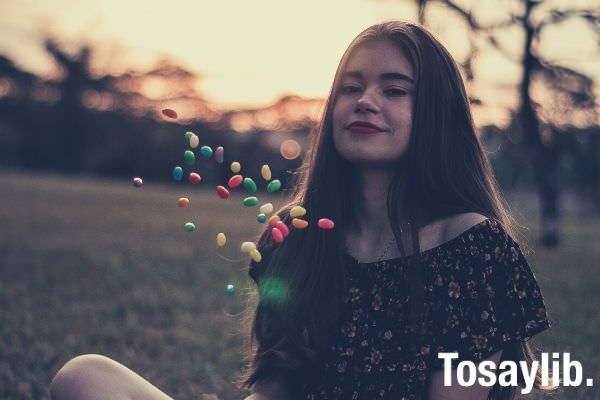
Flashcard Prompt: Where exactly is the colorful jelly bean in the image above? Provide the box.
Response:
[216,185,230,199]
[261,164,272,181]
[177,197,189,207]
[292,218,309,229]
[231,161,241,173]
[226,284,235,296]
[243,196,258,207]
[250,249,262,263]
[259,203,274,214]
[184,222,195,232]
[290,206,306,218]
[240,242,256,253]
[257,213,267,223]
[228,174,243,188]
[161,108,178,119]
[173,166,183,181]
[271,227,284,243]
[200,146,213,158]
[132,177,143,187]
[267,179,281,193]
[275,221,290,237]
[216,233,226,247]
[280,139,301,160]
[215,146,224,163]
[189,173,201,184]
[189,134,200,149]
[184,150,196,165]
[243,177,257,193]
[318,218,335,229]
[184,131,193,141]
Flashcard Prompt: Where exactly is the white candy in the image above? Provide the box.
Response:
[240,241,257,253]
[259,203,274,215]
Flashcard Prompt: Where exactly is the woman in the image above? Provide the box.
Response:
[240,21,555,400]
[49,21,554,400]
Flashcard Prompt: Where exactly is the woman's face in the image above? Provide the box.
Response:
[332,39,415,167]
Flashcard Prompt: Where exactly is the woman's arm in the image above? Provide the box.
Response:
[427,350,503,400]
[244,379,292,400]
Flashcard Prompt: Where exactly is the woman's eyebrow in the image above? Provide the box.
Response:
[343,71,414,84]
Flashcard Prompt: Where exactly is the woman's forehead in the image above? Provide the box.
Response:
[344,40,414,81]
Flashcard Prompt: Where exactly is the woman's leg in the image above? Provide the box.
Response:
[50,354,173,400]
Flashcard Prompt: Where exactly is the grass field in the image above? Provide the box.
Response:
[1,170,599,400]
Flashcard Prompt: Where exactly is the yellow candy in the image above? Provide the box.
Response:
[261,164,272,181]
[240,241,256,253]
[250,248,262,263]
[259,203,274,214]
[290,206,306,218]
[216,233,226,247]
[231,161,241,173]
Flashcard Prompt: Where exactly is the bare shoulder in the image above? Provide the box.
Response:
[439,212,489,242]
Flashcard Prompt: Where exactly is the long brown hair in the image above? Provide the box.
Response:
[239,21,557,399]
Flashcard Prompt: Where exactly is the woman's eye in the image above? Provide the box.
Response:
[340,85,361,94]
[384,88,408,96]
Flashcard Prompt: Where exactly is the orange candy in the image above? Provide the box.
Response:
[177,197,190,207]
[280,139,301,160]
[292,218,308,229]
[268,215,281,226]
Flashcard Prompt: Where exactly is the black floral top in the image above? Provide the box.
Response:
[251,218,551,400]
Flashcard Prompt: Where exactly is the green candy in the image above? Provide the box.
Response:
[172,166,183,181]
[243,177,257,193]
[184,222,195,232]
[226,284,235,296]
[267,179,281,193]
[243,196,258,207]
[184,131,194,141]
[257,213,267,223]
[184,150,196,165]
[200,146,213,158]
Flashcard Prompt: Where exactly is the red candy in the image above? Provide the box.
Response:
[317,218,335,229]
[271,227,284,243]
[228,174,243,188]
[161,108,178,119]
[216,185,230,199]
[275,221,290,237]
[189,173,202,185]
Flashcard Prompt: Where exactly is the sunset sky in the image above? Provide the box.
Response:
[0,0,598,126]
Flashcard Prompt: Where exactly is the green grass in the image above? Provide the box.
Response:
[1,170,599,399]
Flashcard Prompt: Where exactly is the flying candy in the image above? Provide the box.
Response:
[228,175,243,188]
[275,221,290,237]
[216,186,230,199]
[267,179,281,193]
[184,222,196,232]
[230,161,241,173]
[226,284,235,296]
[290,206,306,218]
[173,166,183,181]
[268,215,281,226]
[189,173,202,185]
[257,213,267,223]
[184,150,196,165]
[261,165,272,181]
[280,139,301,160]
[259,203,274,214]
[243,196,258,207]
[216,233,226,247]
[189,134,200,149]
[250,249,262,263]
[215,146,224,163]
[292,218,309,229]
[240,242,256,253]
[184,131,193,141]
[318,218,335,230]
[243,177,257,193]
[271,227,284,243]
[177,197,189,207]
[161,108,178,119]
[132,177,143,187]
[200,146,213,158]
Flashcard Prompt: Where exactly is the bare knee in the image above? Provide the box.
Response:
[50,354,128,400]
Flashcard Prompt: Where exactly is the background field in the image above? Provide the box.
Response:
[1,170,599,400]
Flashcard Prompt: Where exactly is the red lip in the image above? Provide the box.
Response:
[346,121,385,134]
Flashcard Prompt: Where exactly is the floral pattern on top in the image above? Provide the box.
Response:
[297,218,551,400]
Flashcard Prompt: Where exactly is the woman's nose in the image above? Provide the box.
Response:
[355,91,379,113]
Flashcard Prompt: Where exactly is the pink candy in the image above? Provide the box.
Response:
[228,174,243,188]
[189,173,202,185]
[216,185,230,199]
[275,221,290,237]
[318,218,335,230]
[271,227,284,243]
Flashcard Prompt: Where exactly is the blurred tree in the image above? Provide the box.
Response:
[398,0,599,247]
